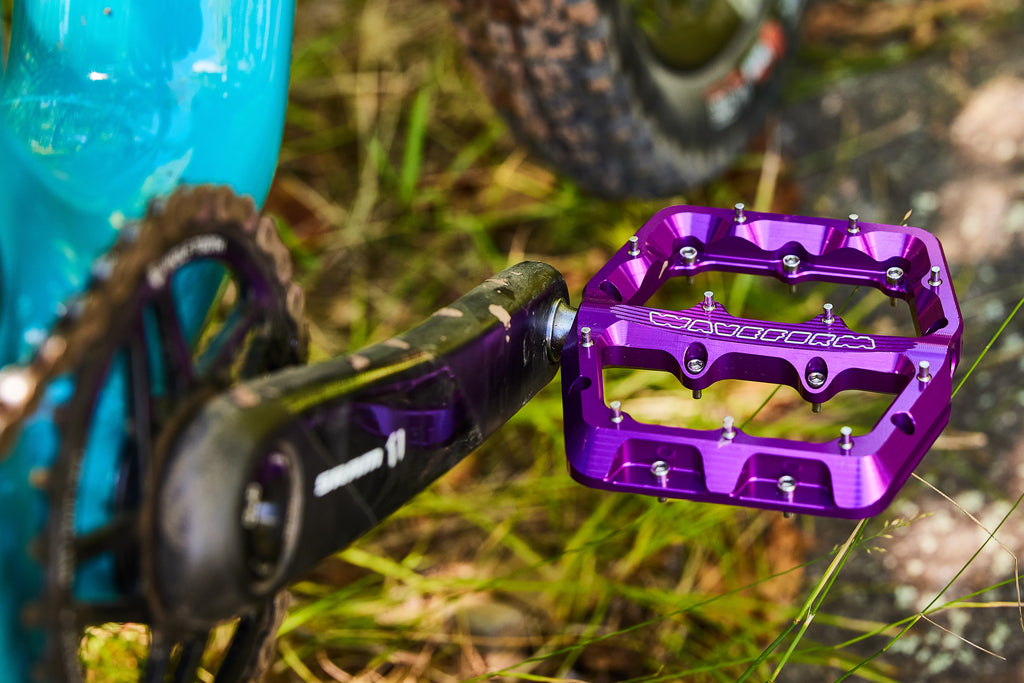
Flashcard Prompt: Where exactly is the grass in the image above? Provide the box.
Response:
[266,0,797,679]
[0,0,1017,679]
[259,0,1024,682]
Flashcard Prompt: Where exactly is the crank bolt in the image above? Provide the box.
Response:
[777,475,797,498]
[722,415,736,440]
[847,213,860,234]
[679,245,698,265]
[917,360,931,383]
[839,426,854,451]
[580,326,594,348]
[928,266,943,287]
[627,236,641,257]
[822,303,835,325]
[241,483,265,530]
[734,202,747,224]
[0,368,30,409]
[241,452,293,580]
[610,400,624,424]
[651,460,670,483]
[702,291,716,312]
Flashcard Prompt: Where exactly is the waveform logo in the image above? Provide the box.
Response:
[648,310,876,350]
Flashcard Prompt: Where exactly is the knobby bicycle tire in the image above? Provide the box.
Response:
[448,0,804,198]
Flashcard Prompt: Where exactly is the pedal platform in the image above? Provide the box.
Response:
[561,205,963,518]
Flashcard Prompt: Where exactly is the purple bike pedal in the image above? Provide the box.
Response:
[561,205,963,519]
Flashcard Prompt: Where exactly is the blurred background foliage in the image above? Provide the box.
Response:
[256,0,1021,681]
[1,0,1020,680]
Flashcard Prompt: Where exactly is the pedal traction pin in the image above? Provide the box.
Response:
[580,326,594,348]
[627,236,641,257]
[651,460,669,483]
[928,266,943,287]
[610,400,624,424]
[679,246,698,284]
[686,357,705,399]
[734,202,746,224]
[651,460,671,499]
[886,267,904,306]
[782,254,800,293]
[807,370,826,413]
[777,475,796,498]
[702,291,716,312]
[822,303,835,325]
[778,475,797,517]
[917,360,931,383]
[839,426,853,451]
[722,415,736,441]
[847,213,860,234]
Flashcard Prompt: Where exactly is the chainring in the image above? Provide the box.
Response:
[9,186,307,682]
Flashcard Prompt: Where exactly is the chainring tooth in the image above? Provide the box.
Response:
[4,185,307,683]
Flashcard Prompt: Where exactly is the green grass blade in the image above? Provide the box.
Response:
[399,86,432,204]
[838,489,1024,680]
[953,291,1024,398]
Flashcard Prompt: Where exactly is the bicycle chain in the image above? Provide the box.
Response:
[3,186,307,682]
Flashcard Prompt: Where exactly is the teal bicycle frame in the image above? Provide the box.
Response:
[0,2,295,678]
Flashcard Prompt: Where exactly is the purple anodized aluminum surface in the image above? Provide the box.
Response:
[561,205,963,518]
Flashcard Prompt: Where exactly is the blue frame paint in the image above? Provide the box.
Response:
[0,2,295,678]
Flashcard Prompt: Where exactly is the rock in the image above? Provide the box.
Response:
[950,76,1024,166]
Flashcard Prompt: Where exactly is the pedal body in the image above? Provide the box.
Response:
[562,206,962,518]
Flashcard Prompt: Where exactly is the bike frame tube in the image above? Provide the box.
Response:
[0,2,295,679]
[0,0,294,361]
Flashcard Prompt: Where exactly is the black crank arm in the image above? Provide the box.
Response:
[152,261,572,630]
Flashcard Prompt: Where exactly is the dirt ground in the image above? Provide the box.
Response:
[779,13,1024,682]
